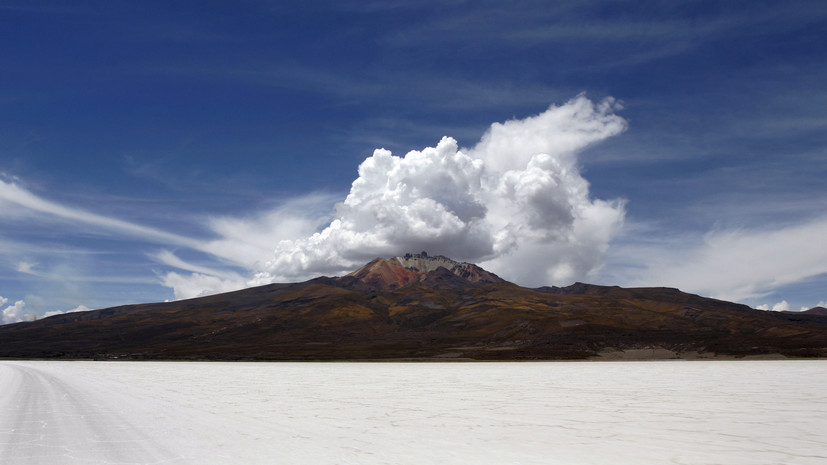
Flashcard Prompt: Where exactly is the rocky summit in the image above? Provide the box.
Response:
[1,254,827,360]
[343,252,503,291]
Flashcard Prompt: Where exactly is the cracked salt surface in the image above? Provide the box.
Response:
[1,361,826,464]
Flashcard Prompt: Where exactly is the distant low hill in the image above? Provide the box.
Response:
[801,306,827,316]
[2,253,826,360]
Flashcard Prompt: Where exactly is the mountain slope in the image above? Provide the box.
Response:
[1,255,826,360]
[802,306,827,316]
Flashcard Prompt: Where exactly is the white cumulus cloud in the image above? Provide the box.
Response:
[0,296,91,325]
[1,297,32,324]
[772,300,790,312]
[250,95,627,287]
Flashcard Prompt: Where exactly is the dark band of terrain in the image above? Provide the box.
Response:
[2,254,826,360]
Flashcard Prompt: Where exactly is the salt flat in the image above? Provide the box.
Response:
[1,360,826,464]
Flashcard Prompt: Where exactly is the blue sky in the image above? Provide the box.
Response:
[2,0,826,322]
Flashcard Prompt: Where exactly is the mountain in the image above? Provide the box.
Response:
[343,252,503,291]
[802,307,827,316]
[1,254,826,360]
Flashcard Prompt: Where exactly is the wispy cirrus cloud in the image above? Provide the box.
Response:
[607,216,827,303]
[372,1,827,78]
[1,177,331,267]
[0,176,339,300]
[134,59,569,114]
[15,261,37,275]
[384,1,827,51]
[0,179,203,249]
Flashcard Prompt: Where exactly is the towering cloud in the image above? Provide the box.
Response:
[251,95,627,287]
[1,296,31,325]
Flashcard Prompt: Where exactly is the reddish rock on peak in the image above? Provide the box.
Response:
[344,252,503,291]
[345,257,420,291]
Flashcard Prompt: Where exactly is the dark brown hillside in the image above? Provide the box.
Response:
[1,255,826,360]
[801,306,827,316]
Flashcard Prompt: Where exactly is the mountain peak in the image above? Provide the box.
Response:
[343,253,503,291]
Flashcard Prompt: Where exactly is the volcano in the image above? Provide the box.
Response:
[343,252,503,291]
[1,253,826,360]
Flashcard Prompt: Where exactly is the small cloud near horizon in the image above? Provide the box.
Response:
[1,296,90,325]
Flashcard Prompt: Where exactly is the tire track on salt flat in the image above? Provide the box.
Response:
[0,362,184,465]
